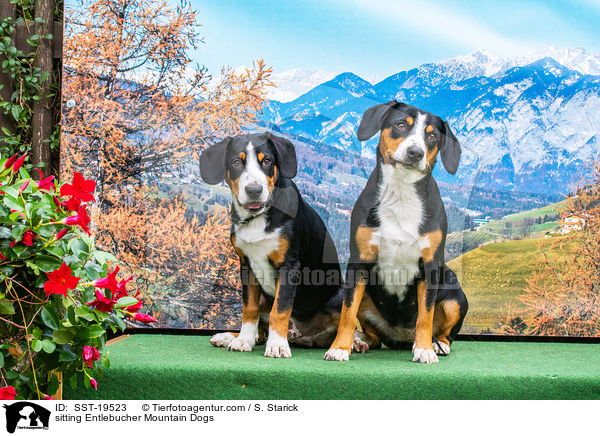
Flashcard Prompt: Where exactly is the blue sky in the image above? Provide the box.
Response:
[192,0,600,79]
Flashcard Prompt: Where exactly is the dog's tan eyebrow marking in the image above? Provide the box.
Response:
[257,152,265,162]
[239,152,246,160]
[406,117,414,126]
[426,125,434,133]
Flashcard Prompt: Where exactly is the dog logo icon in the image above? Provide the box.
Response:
[3,402,51,433]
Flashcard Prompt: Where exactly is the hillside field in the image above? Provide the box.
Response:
[448,236,574,333]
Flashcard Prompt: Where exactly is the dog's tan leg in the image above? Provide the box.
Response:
[265,277,293,358]
[433,299,461,355]
[412,280,438,363]
[355,293,382,352]
[212,270,261,352]
[324,278,366,361]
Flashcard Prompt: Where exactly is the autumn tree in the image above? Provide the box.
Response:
[499,162,600,336]
[61,0,272,327]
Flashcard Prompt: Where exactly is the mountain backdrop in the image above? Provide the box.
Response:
[260,47,600,194]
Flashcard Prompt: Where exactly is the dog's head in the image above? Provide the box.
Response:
[199,132,297,217]
[357,100,461,177]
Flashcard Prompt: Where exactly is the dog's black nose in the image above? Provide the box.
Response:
[406,146,424,161]
[245,184,263,198]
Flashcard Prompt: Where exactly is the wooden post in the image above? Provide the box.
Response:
[31,0,55,173]
[0,1,16,148]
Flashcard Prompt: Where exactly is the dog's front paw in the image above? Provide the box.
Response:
[433,341,451,356]
[324,348,349,361]
[352,335,369,353]
[210,332,236,348]
[264,330,292,358]
[264,341,292,358]
[412,344,439,364]
[227,336,254,352]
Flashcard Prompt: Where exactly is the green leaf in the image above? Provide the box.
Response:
[93,250,117,264]
[41,306,60,330]
[41,339,56,354]
[0,352,4,368]
[69,373,77,389]
[52,328,74,344]
[34,254,63,272]
[2,185,18,198]
[12,244,28,258]
[84,263,103,280]
[74,306,94,321]
[69,239,89,257]
[88,325,106,339]
[114,297,138,308]
[67,305,76,325]
[10,224,27,240]
[0,227,12,239]
[48,373,59,395]
[31,339,42,352]
[59,349,77,362]
[0,299,15,315]
[3,194,23,212]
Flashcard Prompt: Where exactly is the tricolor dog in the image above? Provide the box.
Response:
[325,101,468,363]
[200,132,344,358]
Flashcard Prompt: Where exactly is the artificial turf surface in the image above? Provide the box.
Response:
[64,334,600,400]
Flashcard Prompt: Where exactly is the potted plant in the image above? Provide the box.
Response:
[0,153,155,400]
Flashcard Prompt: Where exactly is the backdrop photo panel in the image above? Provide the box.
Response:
[62,0,600,337]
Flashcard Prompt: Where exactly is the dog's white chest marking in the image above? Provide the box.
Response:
[234,216,280,297]
[374,165,429,301]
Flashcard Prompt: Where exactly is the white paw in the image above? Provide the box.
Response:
[433,341,451,356]
[264,329,292,358]
[412,345,439,364]
[210,332,236,348]
[264,342,292,358]
[324,348,349,361]
[227,336,254,352]
[352,336,369,353]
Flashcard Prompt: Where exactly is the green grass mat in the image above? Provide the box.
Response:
[65,335,600,400]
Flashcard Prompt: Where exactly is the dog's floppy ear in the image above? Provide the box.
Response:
[440,121,461,175]
[267,132,297,179]
[199,137,231,184]
[357,100,397,141]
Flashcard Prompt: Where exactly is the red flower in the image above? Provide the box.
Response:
[44,396,54,400]
[10,229,35,247]
[60,172,96,203]
[35,169,55,191]
[61,205,91,235]
[12,154,26,173]
[3,153,17,170]
[90,378,98,390]
[127,295,143,313]
[64,197,81,212]
[114,274,133,300]
[133,312,157,323]
[0,386,16,400]
[0,251,5,261]
[82,346,101,368]
[92,266,120,294]
[22,230,34,246]
[55,228,69,241]
[86,290,116,312]
[44,262,81,296]
[18,179,30,193]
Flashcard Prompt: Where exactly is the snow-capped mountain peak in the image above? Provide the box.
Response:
[268,68,336,103]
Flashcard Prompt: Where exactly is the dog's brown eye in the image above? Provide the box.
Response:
[397,122,406,130]
[428,133,436,141]
[262,158,271,166]
[232,159,242,168]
